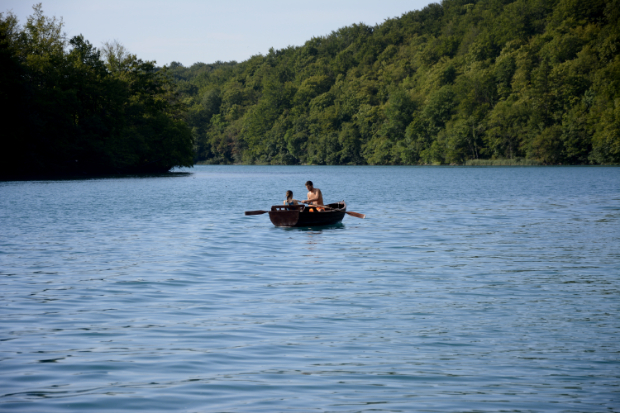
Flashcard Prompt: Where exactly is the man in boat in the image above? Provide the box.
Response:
[303,181,324,212]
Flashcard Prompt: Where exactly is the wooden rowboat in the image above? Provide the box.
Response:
[245,201,364,226]
[269,201,347,227]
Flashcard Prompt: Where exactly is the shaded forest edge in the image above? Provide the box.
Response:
[1,0,619,179]
[172,0,619,166]
[0,5,193,178]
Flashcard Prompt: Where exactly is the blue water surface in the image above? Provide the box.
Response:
[1,165,619,412]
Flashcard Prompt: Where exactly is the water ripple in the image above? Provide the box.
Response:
[1,166,619,412]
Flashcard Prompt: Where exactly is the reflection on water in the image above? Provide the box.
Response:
[0,165,619,412]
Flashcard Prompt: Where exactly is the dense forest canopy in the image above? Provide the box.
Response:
[171,0,620,165]
[0,5,194,178]
[2,0,619,174]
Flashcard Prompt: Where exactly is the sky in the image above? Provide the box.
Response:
[1,0,436,67]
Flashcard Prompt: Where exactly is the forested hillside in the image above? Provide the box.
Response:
[0,5,194,178]
[172,0,620,165]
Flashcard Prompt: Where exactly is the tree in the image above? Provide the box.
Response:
[167,0,620,165]
[0,5,193,177]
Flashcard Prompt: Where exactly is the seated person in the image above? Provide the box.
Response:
[302,181,325,212]
[283,190,300,206]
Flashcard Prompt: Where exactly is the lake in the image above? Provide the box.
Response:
[1,165,619,412]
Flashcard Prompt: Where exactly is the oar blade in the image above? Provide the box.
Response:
[346,211,365,219]
[245,210,269,216]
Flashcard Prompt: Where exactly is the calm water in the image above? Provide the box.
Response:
[1,166,619,412]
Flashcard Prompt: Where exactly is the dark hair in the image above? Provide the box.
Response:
[305,181,313,187]
[286,190,293,199]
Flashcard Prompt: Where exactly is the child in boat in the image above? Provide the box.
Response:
[283,190,299,206]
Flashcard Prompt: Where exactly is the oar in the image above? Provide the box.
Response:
[245,204,304,215]
[245,210,269,215]
[245,204,305,215]
[345,211,366,219]
[311,204,366,219]
[246,205,365,219]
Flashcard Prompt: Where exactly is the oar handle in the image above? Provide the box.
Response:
[307,203,365,218]
[305,203,333,209]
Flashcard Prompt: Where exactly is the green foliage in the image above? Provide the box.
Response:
[171,0,619,165]
[0,5,193,177]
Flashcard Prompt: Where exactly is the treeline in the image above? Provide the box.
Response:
[172,0,619,165]
[0,5,194,178]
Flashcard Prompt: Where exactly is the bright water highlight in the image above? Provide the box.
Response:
[1,166,619,412]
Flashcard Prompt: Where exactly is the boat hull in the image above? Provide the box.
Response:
[269,202,346,227]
